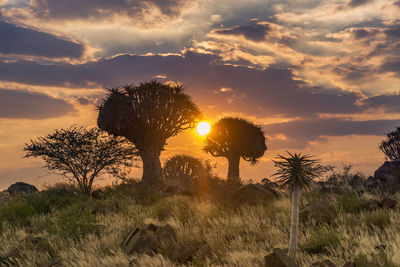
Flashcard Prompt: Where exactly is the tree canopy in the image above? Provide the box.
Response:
[97,80,202,184]
[203,117,267,183]
[380,127,400,161]
[24,126,137,194]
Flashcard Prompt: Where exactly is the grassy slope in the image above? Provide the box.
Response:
[0,184,399,266]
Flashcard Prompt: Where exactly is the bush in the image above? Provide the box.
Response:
[365,210,390,228]
[0,198,36,228]
[302,227,340,254]
[49,202,97,239]
[337,192,364,213]
[163,154,213,195]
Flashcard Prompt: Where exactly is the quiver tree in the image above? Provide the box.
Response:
[97,80,201,184]
[24,126,137,195]
[203,117,266,184]
[273,152,326,259]
[163,154,212,195]
[380,127,400,161]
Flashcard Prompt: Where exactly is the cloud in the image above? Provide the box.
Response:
[0,51,362,118]
[266,118,400,149]
[0,19,84,59]
[213,21,271,42]
[348,0,372,8]
[29,0,186,20]
[0,88,75,119]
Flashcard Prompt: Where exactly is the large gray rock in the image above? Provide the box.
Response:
[374,161,400,182]
[7,182,38,196]
[232,183,279,205]
[121,223,177,254]
[265,248,298,267]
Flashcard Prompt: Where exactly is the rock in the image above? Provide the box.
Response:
[232,183,279,205]
[121,223,177,254]
[170,240,201,263]
[381,197,397,209]
[343,262,356,267]
[261,178,280,190]
[374,161,400,182]
[300,201,336,224]
[7,182,38,196]
[311,259,336,267]
[264,248,298,267]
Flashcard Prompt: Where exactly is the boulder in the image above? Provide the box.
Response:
[170,240,202,263]
[374,161,400,182]
[7,182,38,196]
[121,223,177,254]
[311,259,336,267]
[265,248,298,267]
[232,183,279,205]
[349,175,365,191]
[381,197,397,209]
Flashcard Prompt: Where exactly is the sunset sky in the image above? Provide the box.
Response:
[0,0,400,190]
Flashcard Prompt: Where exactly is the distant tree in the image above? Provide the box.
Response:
[97,81,201,184]
[272,152,322,259]
[203,117,266,184]
[163,154,212,193]
[24,126,137,195]
[380,127,400,161]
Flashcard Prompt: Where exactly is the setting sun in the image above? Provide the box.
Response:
[196,121,211,136]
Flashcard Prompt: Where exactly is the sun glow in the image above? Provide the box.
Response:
[196,121,211,136]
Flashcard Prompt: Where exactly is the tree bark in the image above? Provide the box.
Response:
[140,147,162,184]
[227,154,241,184]
[288,182,300,258]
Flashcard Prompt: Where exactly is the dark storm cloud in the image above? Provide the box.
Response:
[348,0,372,7]
[380,59,400,76]
[0,51,360,118]
[30,0,185,19]
[0,88,75,119]
[266,118,400,149]
[0,20,83,58]
[213,22,271,42]
[364,93,400,112]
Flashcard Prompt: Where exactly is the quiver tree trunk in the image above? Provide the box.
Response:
[288,182,300,258]
[140,147,162,184]
[227,154,241,184]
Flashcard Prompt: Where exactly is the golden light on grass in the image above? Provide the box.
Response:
[196,121,211,136]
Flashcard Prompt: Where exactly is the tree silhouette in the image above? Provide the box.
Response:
[97,81,201,184]
[272,152,322,259]
[380,127,400,161]
[24,126,136,195]
[203,117,266,184]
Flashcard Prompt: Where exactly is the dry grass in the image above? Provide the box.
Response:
[0,190,399,266]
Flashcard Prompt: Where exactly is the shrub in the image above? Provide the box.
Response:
[50,202,97,239]
[0,198,36,228]
[302,227,340,254]
[365,210,390,227]
[163,154,213,197]
[337,192,364,213]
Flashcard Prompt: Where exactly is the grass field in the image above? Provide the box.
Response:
[0,181,399,267]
